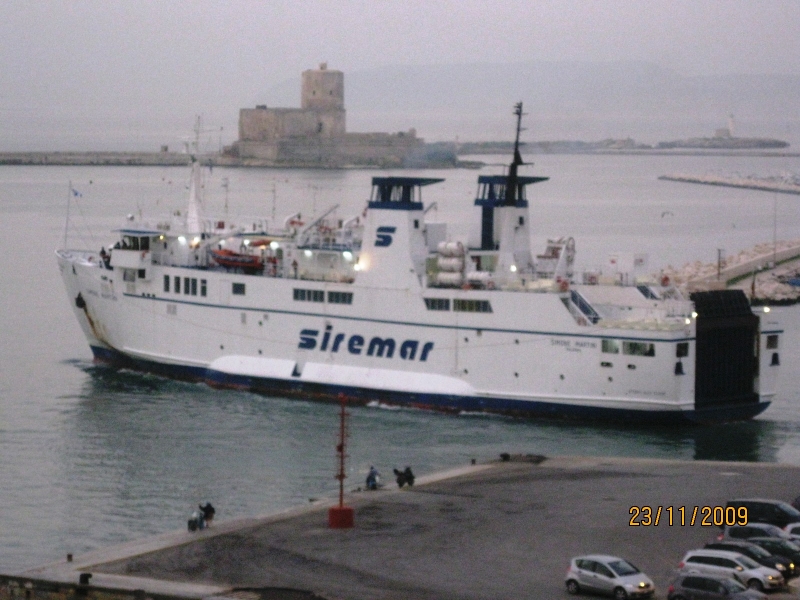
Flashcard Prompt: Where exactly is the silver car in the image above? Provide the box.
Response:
[783,521,800,540]
[566,555,655,599]
[678,549,783,591]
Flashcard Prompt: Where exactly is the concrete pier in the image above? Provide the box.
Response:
[659,174,800,195]
[6,455,800,600]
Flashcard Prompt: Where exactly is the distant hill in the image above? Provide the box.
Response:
[260,61,800,146]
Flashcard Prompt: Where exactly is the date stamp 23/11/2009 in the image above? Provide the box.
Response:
[629,506,748,527]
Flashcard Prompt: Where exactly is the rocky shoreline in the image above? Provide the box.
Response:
[658,239,800,305]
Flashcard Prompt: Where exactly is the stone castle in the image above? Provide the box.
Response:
[228,63,423,167]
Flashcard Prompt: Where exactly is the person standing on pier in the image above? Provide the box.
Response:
[199,501,215,526]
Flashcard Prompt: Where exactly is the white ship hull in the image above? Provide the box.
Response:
[57,247,780,424]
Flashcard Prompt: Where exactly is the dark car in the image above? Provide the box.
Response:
[667,574,765,600]
[747,537,800,567]
[726,499,800,528]
[705,540,797,579]
[718,523,791,541]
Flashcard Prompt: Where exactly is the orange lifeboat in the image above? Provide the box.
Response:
[211,249,264,273]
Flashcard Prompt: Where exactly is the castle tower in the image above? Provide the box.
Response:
[302,63,345,111]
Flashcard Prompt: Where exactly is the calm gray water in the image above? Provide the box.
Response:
[1,153,800,573]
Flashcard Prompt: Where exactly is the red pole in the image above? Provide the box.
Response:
[337,393,346,507]
[329,393,354,528]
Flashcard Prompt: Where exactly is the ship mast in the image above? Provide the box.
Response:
[504,102,526,206]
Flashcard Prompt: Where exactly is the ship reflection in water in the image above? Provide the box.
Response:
[690,422,778,462]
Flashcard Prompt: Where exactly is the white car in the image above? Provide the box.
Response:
[566,555,655,599]
[678,549,784,592]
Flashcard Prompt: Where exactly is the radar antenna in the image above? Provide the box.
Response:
[504,102,527,205]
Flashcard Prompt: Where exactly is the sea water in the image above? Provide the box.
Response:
[1,152,800,573]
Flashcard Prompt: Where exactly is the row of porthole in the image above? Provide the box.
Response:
[219,344,266,355]
[600,362,638,370]
[458,372,580,381]
[458,370,619,383]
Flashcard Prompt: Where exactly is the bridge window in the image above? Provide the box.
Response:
[163,275,170,292]
[232,283,246,296]
[767,334,779,349]
[327,291,353,304]
[191,278,197,296]
[676,342,689,357]
[294,288,324,302]
[623,341,655,357]
[453,299,492,313]
[424,298,450,311]
[201,279,207,297]
[601,339,620,354]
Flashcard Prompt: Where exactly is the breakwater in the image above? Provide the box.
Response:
[660,173,800,195]
[0,152,197,167]
[659,239,800,304]
[0,151,468,169]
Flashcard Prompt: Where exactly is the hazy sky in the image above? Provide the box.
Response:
[2,0,799,151]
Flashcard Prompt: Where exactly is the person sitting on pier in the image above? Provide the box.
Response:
[188,510,203,531]
[366,465,380,490]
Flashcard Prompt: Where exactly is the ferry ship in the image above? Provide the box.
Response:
[56,105,783,423]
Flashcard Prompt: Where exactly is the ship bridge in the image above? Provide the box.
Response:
[368,177,443,211]
[474,174,548,251]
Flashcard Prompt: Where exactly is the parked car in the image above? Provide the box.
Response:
[677,549,784,591]
[667,574,766,600]
[747,537,800,567]
[718,523,791,541]
[705,540,797,579]
[783,522,800,540]
[725,499,800,529]
[566,555,655,599]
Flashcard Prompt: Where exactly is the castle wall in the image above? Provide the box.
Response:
[239,107,345,142]
[234,131,422,167]
[337,132,422,165]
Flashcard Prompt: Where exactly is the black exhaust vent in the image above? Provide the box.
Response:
[690,290,759,409]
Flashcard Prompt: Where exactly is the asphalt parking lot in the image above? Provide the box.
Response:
[19,455,800,600]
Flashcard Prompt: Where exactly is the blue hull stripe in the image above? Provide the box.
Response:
[89,345,770,425]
